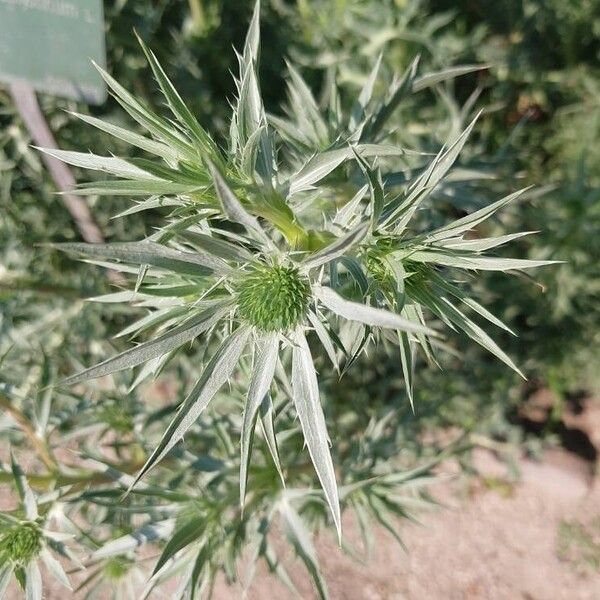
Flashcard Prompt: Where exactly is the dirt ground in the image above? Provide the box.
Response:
[208,447,600,600]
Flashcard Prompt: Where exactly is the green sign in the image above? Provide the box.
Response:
[0,0,106,104]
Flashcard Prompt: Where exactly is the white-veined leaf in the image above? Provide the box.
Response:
[25,562,42,600]
[258,394,284,485]
[11,455,38,520]
[314,285,435,336]
[280,499,329,600]
[36,148,155,180]
[349,53,382,134]
[207,161,272,247]
[91,519,175,560]
[424,187,531,242]
[93,62,198,162]
[412,64,488,92]
[61,303,228,386]
[408,250,558,271]
[53,241,230,275]
[128,327,250,490]
[352,147,384,228]
[69,111,176,161]
[302,222,368,270]
[240,333,279,508]
[307,311,339,372]
[288,144,406,196]
[384,113,480,230]
[40,549,71,589]
[439,231,538,252]
[291,330,341,540]
[0,564,13,598]
[136,33,219,158]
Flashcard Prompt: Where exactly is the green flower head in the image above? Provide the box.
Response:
[236,263,311,332]
[0,522,42,565]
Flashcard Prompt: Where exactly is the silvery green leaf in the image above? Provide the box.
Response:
[288,144,405,196]
[36,148,155,180]
[242,0,261,65]
[427,271,515,335]
[25,562,42,600]
[0,565,12,598]
[440,297,524,377]
[11,454,38,519]
[302,222,368,270]
[288,150,349,196]
[90,520,176,560]
[334,185,368,227]
[398,330,415,410]
[338,256,369,294]
[384,114,480,230]
[351,148,384,228]
[314,285,435,336]
[291,330,341,540]
[129,355,165,391]
[128,327,250,490]
[280,499,329,600]
[183,230,253,262]
[69,111,176,161]
[86,290,157,303]
[307,311,339,372]
[367,494,407,550]
[53,241,230,275]
[75,178,201,196]
[207,161,272,247]
[412,287,523,377]
[408,250,558,271]
[363,55,419,140]
[115,306,187,339]
[237,62,264,145]
[258,394,284,485]
[285,62,329,146]
[425,187,531,242]
[412,64,488,92]
[240,333,279,508]
[113,196,184,219]
[40,549,71,589]
[461,297,515,335]
[61,303,227,386]
[349,52,382,134]
[93,62,198,162]
[136,33,219,158]
[439,231,538,251]
[153,518,206,576]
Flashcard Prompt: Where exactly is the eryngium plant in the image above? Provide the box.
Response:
[0,457,78,597]
[45,1,555,544]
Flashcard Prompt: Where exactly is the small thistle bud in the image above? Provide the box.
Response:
[103,557,133,580]
[236,264,311,332]
[0,522,42,565]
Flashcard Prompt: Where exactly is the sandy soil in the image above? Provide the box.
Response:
[211,448,600,600]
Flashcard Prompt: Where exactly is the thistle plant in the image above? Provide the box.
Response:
[0,457,76,599]
[43,0,555,557]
